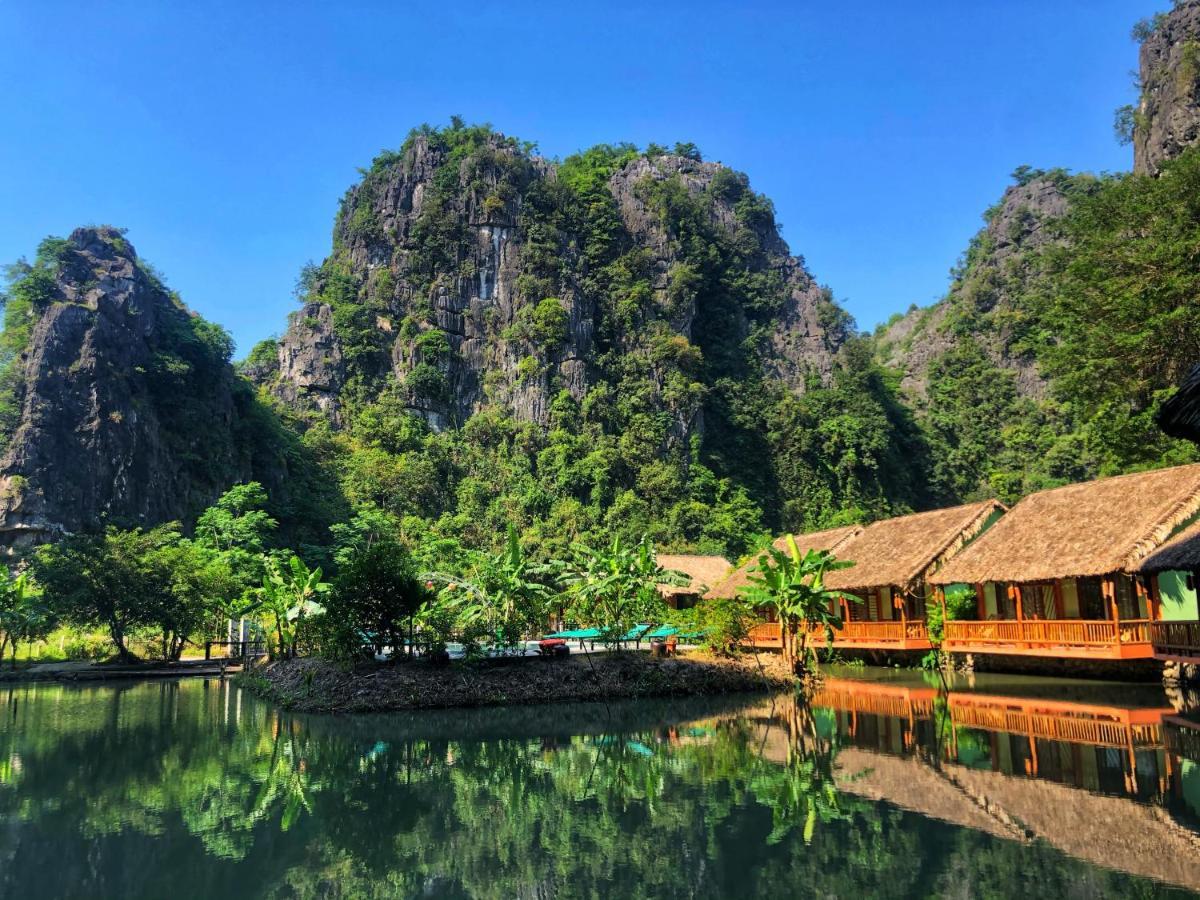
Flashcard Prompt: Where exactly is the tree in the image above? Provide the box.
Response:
[194,482,279,614]
[738,537,854,674]
[195,482,277,553]
[248,554,331,659]
[32,527,166,662]
[146,539,239,660]
[558,535,686,646]
[328,536,428,660]
[1039,147,1200,471]
[0,571,51,665]
[32,525,235,662]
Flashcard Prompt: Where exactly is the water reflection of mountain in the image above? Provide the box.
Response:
[799,673,1200,892]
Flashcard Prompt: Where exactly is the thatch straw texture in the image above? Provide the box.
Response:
[707,526,861,600]
[931,463,1200,585]
[1137,520,1200,574]
[656,554,732,598]
[824,500,1003,593]
[1159,363,1200,444]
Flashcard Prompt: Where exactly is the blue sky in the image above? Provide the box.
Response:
[0,1,1164,356]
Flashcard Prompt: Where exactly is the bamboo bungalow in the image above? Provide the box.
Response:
[931,464,1200,661]
[656,554,732,610]
[815,500,1005,652]
[708,525,863,649]
[1138,521,1200,663]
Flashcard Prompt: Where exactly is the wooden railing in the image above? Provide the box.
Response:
[1164,716,1200,761]
[944,619,1151,649]
[810,681,938,720]
[948,696,1165,749]
[746,622,782,646]
[806,620,929,645]
[1150,620,1200,659]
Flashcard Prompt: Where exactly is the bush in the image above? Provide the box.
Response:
[63,632,111,661]
[694,597,754,655]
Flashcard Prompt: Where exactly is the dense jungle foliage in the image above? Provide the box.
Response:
[879,150,1200,506]
[3,122,1200,589]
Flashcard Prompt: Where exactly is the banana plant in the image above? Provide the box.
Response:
[430,524,552,655]
[0,572,50,666]
[244,554,330,659]
[557,535,687,646]
[739,536,855,673]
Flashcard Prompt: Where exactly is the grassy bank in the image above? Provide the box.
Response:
[237,651,795,713]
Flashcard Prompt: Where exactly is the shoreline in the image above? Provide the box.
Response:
[236,651,795,714]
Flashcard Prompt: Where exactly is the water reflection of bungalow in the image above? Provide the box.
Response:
[931,465,1200,662]
[810,678,1175,799]
[709,525,861,649]
[803,681,1200,890]
[809,679,940,753]
[655,554,732,610]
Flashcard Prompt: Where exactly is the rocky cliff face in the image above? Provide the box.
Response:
[876,173,1071,403]
[258,130,848,449]
[0,228,266,547]
[1134,1,1200,175]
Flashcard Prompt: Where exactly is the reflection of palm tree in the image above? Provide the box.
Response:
[749,699,859,844]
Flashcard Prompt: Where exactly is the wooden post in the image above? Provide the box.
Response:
[1053,580,1065,619]
[1104,576,1120,644]
[975,583,985,619]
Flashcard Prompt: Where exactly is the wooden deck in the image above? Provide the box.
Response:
[1150,620,1200,663]
[745,622,783,648]
[814,620,933,651]
[943,618,1155,659]
[741,620,933,652]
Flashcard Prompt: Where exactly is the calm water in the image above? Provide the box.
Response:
[1,671,1199,899]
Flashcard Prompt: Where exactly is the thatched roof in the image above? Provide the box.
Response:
[1158,363,1200,444]
[931,463,1200,585]
[706,525,862,600]
[656,554,731,597]
[1137,519,1200,574]
[824,500,1004,593]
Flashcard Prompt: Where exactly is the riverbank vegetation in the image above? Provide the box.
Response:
[0,480,816,685]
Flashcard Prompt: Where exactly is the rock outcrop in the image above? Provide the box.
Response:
[0,228,260,547]
[876,173,1071,402]
[262,131,848,449]
[1135,1,1200,175]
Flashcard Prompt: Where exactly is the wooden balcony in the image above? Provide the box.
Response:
[942,618,1154,660]
[809,620,933,651]
[1150,620,1200,663]
[745,621,783,648]
[741,620,933,651]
